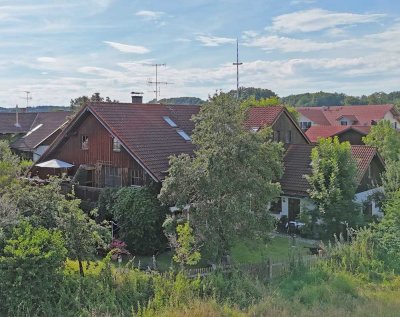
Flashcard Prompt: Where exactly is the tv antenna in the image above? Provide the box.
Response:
[232,39,243,100]
[21,91,32,107]
[147,63,172,102]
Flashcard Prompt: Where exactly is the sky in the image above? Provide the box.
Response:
[1,0,400,107]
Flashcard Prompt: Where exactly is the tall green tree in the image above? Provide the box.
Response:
[159,93,284,261]
[305,137,360,238]
[363,120,400,162]
[70,92,118,112]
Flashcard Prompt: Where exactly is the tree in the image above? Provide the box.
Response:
[305,137,360,238]
[363,120,400,162]
[228,87,277,101]
[171,221,201,269]
[382,160,400,201]
[159,93,284,261]
[113,186,167,255]
[70,92,118,112]
[0,140,20,188]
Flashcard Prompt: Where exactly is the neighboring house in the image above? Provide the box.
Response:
[270,144,385,220]
[298,105,400,130]
[245,106,310,144]
[0,109,71,161]
[305,125,371,145]
[32,102,199,187]
[11,111,71,161]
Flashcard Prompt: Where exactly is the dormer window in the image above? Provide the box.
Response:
[340,121,348,126]
[112,137,121,152]
[81,135,89,150]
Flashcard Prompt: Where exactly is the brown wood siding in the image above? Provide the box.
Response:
[272,112,308,144]
[357,156,384,192]
[35,111,151,186]
[338,130,365,145]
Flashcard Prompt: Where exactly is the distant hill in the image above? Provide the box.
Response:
[229,87,277,101]
[149,97,205,105]
[281,91,400,107]
[0,105,69,113]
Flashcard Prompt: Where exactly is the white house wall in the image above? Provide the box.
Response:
[355,187,384,217]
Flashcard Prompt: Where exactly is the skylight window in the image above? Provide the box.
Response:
[163,116,177,128]
[177,129,191,141]
[24,124,43,137]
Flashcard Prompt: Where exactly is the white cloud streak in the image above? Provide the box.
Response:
[270,9,385,33]
[196,35,236,47]
[135,10,165,20]
[104,41,150,54]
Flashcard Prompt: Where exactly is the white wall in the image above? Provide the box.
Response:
[355,187,384,217]
[383,111,400,129]
[298,114,314,127]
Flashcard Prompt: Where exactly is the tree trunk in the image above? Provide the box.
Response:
[78,258,85,277]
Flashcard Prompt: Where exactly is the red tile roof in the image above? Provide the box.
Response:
[244,106,284,129]
[87,103,199,181]
[281,144,381,197]
[11,111,71,151]
[305,125,370,143]
[298,104,397,126]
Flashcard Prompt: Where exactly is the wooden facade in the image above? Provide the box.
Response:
[272,111,309,144]
[34,111,151,188]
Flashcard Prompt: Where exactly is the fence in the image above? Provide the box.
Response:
[184,255,320,281]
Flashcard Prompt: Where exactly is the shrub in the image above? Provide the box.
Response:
[113,186,168,254]
[0,221,67,316]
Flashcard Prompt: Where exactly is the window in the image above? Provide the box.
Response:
[274,130,281,142]
[285,130,292,143]
[104,166,122,187]
[177,129,191,141]
[131,168,145,186]
[163,116,178,127]
[112,137,121,152]
[81,135,89,150]
[393,122,398,129]
[300,122,312,130]
[340,121,348,126]
[270,198,282,214]
[251,127,260,133]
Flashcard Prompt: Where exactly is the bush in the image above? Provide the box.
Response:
[113,186,168,254]
[0,221,67,316]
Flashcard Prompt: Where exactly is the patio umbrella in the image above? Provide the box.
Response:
[36,159,74,169]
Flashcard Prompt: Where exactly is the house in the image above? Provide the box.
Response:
[269,144,385,221]
[11,111,71,161]
[298,105,400,130]
[305,125,370,145]
[32,102,199,187]
[33,103,309,189]
[245,106,310,144]
[0,109,71,161]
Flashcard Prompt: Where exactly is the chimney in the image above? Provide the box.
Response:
[131,92,143,104]
[15,104,21,128]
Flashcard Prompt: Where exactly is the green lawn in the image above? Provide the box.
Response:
[230,235,314,264]
[129,235,315,271]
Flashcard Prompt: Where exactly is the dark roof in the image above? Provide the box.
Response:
[11,112,71,151]
[305,125,370,143]
[281,144,382,197]
[298,104,398,126]
[88,103,199,181]
[0,112,37,134]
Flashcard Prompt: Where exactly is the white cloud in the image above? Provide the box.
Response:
[104,41,150,54]
[37,57,57,63]
[135,10,165,20]
[196,35,236,47]
[244,35,354,52]
[270,9,385,33]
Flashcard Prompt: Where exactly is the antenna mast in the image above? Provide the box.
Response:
[232,39,243,100]
[21,91,32,107]
[147,63,172,102]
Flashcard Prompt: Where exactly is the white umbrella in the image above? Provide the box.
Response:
[35,159,74,169]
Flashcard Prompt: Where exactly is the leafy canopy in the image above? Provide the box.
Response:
[159,93,284,261]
